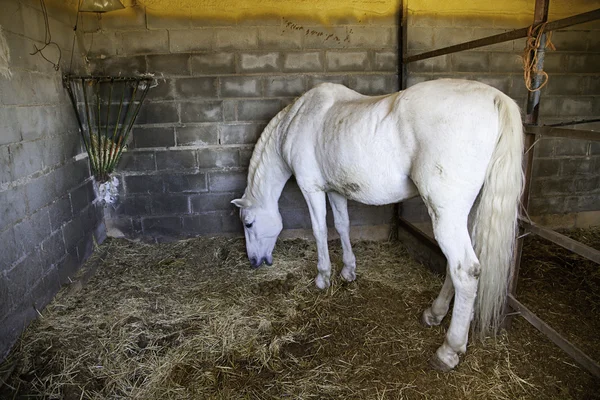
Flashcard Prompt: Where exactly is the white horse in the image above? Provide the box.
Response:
[231,79,524,371]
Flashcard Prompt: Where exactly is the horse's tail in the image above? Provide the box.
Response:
[471,93,524,338]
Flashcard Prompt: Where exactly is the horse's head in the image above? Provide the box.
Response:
[231,197,283,268]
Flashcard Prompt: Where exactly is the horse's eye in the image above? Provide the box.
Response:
[245,222,253,228]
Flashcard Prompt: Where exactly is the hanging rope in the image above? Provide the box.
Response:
[30,0,62,71]
[522,22,556,92]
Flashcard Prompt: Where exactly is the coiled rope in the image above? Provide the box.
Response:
[522,22,556,92]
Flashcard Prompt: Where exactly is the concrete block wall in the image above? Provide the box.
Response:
[403,11,600,227]
[85,7,398,241]
[0,1,105,358]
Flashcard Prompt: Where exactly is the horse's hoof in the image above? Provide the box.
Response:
[429,353,455,372]
[315,274,330,290]
[340,267,356,282]
[421,308,443,327]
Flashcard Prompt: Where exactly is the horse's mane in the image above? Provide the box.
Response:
[246,104,293,201]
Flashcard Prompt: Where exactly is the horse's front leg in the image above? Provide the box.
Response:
[301,190,331,289]
[327,192,356,282]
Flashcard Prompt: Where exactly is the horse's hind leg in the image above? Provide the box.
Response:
[327,192,357,282]
[427,211,480,371]
[422,267,454,326]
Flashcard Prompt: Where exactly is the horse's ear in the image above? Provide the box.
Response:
[231,198,252,208]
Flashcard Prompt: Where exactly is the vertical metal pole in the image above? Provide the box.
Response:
[504,0,550,330]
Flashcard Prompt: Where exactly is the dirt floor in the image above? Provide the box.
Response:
[0,229,599,399]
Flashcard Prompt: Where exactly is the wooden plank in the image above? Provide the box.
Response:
[525,126,600,141]
[507,295,600,379]
[397,217,446,275]
[519,219,600,264]
[404,8,600,63]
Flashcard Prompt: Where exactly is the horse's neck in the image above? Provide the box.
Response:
[247,136,291,207]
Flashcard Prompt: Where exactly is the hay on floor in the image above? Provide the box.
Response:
[0,231,599,399]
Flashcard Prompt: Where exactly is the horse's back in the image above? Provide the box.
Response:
[281,79,515,205]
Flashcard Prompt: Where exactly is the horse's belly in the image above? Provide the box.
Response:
[327,168,418,206]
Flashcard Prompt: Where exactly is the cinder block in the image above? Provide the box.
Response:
[117,30,169,55]
[472,76,511,93]
[99,5,145,30]
[220,123,263,145]
[176,125,219,146]
[542,53,566,74]
[306,75,349,88]
[239,52,281,73]
[133,127,175,148]
[574,177,600,193]
[489,53,523,73]
[13,209,51,258]
[0,186,28,232]
[283,52,324,72]
[89,55,147,76]
[124,174,165,194]
[346,26,393,48]
[239,148,253,168]
[215,27,258,50]
[48,195,73,233]
[117,151,156,172]
[83,32,118,58]
[70,181,93,215]
[551,30,589,52]
[220,77,262,98]
[181,101,223,123]
[110,196,152,217]
[577,195,600,212]
[560,157,593,176]
[40,231,66,268]
[41,136,66,170]
[374,51,398,72]
[197,148,239,168]
[326,51,370,72]
[25,172,58,213]
[62,215,85,251]
[146,79,176,101]
[407,27,434,51]
[303,26,348,49]
[182,213,222,235]
[558,97,593,117]
[190,193,242,212]
[56,249,80,285]
[175,77,218,99]
[279,182,307,209]
[450,52,490,72]
[5,249,43,308]
[151,194,189,215]
[191,53,236,75]
[209,171,247,192]
[142,216,183,238]
[0,146,12,186]
[155,149,197,170]
[221,212,244,234]
[281,208,312,229]
[554,138,589,156]
[168,29,213,52]
[237,99,282,121]
[223,100,237,121]
[349,75,398,95]
[9,140,44,180]
[349,205,392,226]
[472,28,513,51]
[136,102,179,124]
[164,173,207,193]
[532,158,560,178]
[258,26,302,49]
[76,231,95,262]
[264,76,305,97]
[147,54,191,76]
[0,227,17,272]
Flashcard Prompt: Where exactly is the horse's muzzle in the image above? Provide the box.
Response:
[250,256,273,268]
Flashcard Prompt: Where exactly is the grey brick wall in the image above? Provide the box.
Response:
[85,7,398,241]
[403,12,600,224]
[0,1,105,359]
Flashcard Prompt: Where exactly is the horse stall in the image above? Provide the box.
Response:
[0,0,599,398]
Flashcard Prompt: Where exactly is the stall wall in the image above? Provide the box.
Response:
[86,1,399,241]
[0,0,105,359]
